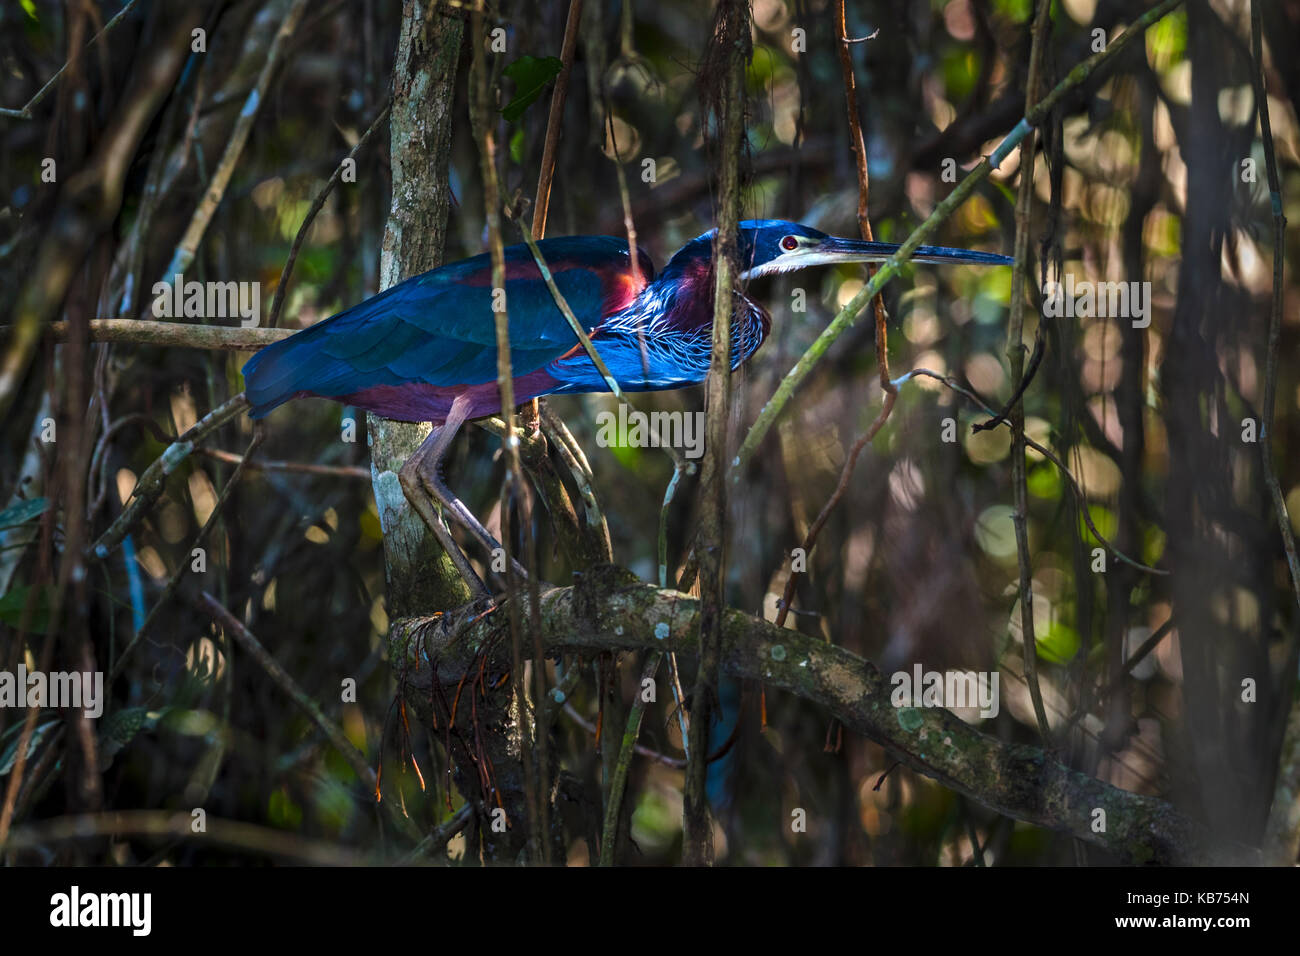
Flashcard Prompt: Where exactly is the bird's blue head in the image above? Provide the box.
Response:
[732,219,1013,278]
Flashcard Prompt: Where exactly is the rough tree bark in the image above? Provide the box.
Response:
[371,2,470,619]
[683,0,749,868]
[375,1,531,862]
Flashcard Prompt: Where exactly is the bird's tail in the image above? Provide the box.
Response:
[241,321,345,419]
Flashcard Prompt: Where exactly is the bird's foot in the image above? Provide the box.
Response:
[397,457,491,602]
[415,456,533,586]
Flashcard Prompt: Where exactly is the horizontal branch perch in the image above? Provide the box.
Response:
[27,320,293,350]
[389,564,1237,865]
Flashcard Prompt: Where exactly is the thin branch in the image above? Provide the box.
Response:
[0,8,202,421]
[600,651,661,864]
[267,99,392,329]
[116,23,194,318]
[531,0,584,240]
[470,5,547,861]
[893,368,1165,575]
[521,7,582,856]
[590,10,692,758]
[562,701,685,768]
[538,404,613,558]
[195,447,370,479]
[0,0,142,119]
[657,452,695,754]
[683,0,748,866]
[971,327,1046,432]
[35,319,292,350]
[1250,0,1300,863]
[843,29,880,45]
[397,803,476,862]
[1,810,372,865]
[1006,0,1054,746]
[1059,616,1176,736]
[109,428,266,682]
[88,392,250,560]
[162,0,311,280]
[834,0,892,392]
[1248,1,1299,621]
[88,413,175,519]
[775,1,897,630]
[195,591,423,844]
[775,391,895,628]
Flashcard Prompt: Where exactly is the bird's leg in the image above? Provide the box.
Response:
[401,394,531,585]
[399,421,491,602]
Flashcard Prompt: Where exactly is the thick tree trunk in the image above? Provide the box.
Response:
[375,2,531,861]
[371,2,470,618]
[1162,2,1277,844]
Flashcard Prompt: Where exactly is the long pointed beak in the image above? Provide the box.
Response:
[817,235,1014,267]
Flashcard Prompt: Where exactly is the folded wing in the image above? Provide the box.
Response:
[242,236,650,418]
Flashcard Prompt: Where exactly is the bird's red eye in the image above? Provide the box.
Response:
[781,235,798,251]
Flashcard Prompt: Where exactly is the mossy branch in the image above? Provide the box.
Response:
[390,565,1242,865]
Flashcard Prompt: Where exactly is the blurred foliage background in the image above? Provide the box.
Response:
[1,0,1298,865]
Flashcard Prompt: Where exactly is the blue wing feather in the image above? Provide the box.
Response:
[243,236,642,418]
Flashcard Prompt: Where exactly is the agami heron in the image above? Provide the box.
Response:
[242,220,1011,591]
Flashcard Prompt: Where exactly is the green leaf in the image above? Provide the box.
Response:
[1080,504,1118,545]
[0,584,52,633]
[1036,620,1080,665]
[992,0,1031,23]
[1146,8,1187,73]
[500,55,563,123]
[609,440,641,471]
[269,788,303,828]
[1026,463,1061,500]
[0,497,48,531]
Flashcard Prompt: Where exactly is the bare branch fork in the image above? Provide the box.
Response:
[892,368,1164,576]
